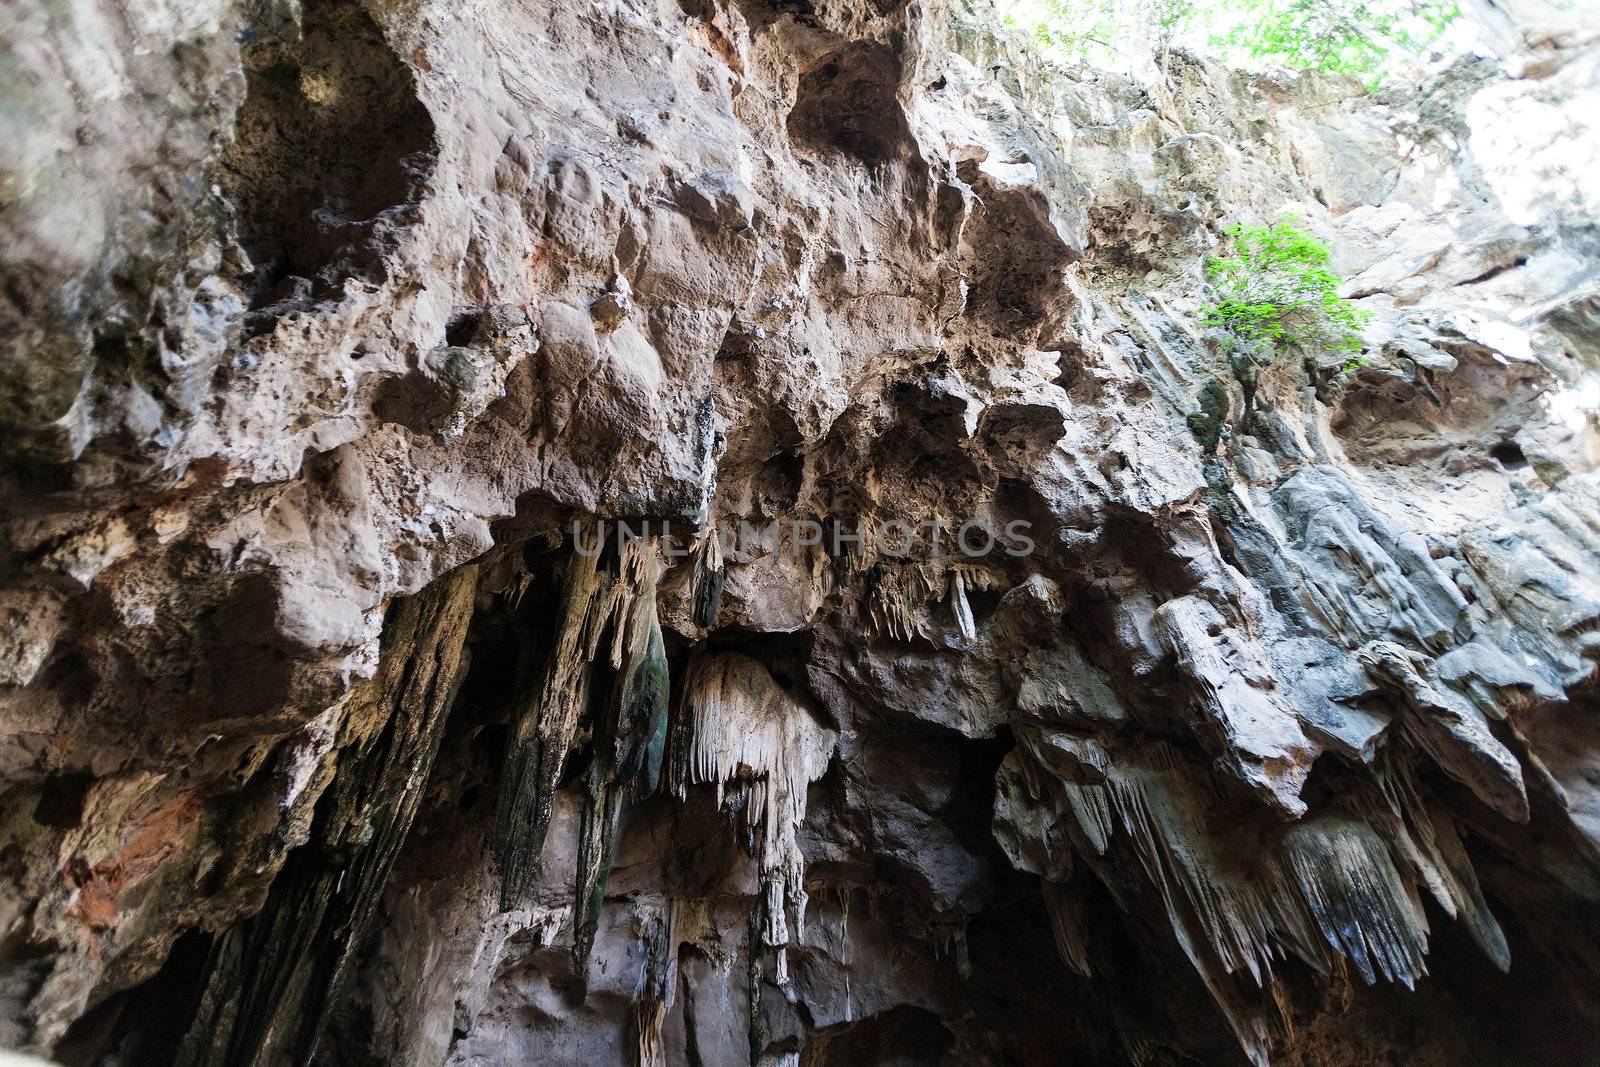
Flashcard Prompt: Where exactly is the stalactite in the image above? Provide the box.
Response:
[933,919,973,978]
[1041,879,1093,978]
[840,889,853,1023]
[747,891,767,1067]
[676,651,836,989]
[573,768,626,969]
[632,900,678,1067]
[950,569,976,642]
[1048,744,1495,1064]
[1358,639,1530,823]
[692,525,726,628]
[575,543,668,967]
[633,998,666,1067]
[867,562,1001,643]
[174,566,478,1067]
[865,564,939,642]
[1283,818,1430,988]
[1368,750,1510,970]
[495,530,657,911]
[615,549,670,794]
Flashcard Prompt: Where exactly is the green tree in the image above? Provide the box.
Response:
[1215,0,1459,82]
[1001,0,1193,72]
[995,0,1461,85]
[1194,221,1371,435]
[1199,221,1369,359]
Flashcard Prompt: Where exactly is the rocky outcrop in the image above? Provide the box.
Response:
[2,0,1598,1064]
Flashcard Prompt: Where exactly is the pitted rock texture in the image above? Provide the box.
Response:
[2,0,1599,1065]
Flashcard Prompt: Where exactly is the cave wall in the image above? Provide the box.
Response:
[2,0,1600,1064]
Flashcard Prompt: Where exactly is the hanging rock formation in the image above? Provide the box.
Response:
[1,0,1599,1064]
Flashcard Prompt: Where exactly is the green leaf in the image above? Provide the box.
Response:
[1196,220,1368,363]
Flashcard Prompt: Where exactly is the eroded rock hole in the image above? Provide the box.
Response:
[445,308,486,347]
[221,0,436,336]
[31,774,91,830]
[1491,440,1529,470]
[955,158,1076,341]
[787,44,910,165]
[753,451,804,515]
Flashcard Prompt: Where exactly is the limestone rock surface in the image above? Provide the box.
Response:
[2,0,1599,1064]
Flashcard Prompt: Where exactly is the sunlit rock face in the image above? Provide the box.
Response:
[1,0,1598,1063]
